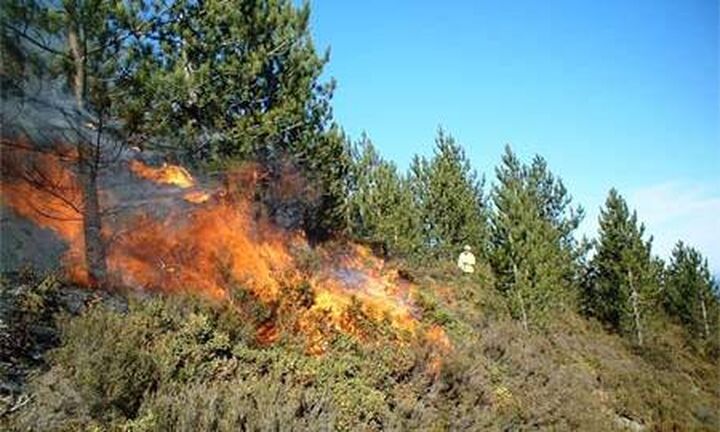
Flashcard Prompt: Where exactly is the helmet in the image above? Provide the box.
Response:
[463,245,472,251]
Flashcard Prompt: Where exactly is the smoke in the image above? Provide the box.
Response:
[1,83,449,358]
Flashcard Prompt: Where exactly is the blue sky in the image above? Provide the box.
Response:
[308,0,719,272]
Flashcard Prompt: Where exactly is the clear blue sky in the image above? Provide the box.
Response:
[308,0,719,272]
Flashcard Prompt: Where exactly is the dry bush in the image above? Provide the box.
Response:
[132,378,336,432]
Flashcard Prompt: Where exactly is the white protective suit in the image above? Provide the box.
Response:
[457,248,476,274]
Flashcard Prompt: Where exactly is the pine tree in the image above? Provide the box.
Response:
[585,189,658,345]
[410,128,489,259]
[294,125,350,241]
[121,0,333,167]
[664,242,719,342]
[119,0,345,239]
[490,146,583,329]
[347,135,422,257]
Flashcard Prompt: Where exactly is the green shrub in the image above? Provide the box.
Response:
[52,303,159,420]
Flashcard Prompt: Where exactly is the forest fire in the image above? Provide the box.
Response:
[0,142,450,357]
[128,159,210,203]
[128,159,196,188]
[0,140,89,283]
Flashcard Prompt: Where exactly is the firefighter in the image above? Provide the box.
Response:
[457,245,476,274]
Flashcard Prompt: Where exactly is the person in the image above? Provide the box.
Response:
[457,245,476,274]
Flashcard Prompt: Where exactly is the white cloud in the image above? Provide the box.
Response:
[577,180,720,275]
[629,180,720,273]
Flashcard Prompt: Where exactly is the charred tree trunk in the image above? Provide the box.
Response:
[69,23,107,286]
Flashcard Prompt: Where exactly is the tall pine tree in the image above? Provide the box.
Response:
[585,189,658,345]
[490,146,584,330]
[410,128,488,259]
[1,0,151,285]
[347,134,422,257]
[119,0,347,240]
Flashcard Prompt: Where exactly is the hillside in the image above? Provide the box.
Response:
[1,0,719,430]
[1,263,717,431]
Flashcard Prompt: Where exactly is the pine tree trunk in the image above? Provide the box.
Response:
[518,291,529,332]
[700,296,710,340]
[68,25,85,110]
[512,262,529,332]
[629,270,643,346]
[77,148,107,286]
[69,24,107,286]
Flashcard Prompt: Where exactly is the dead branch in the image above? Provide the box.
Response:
[0,394,33,418]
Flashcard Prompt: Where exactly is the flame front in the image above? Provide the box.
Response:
[129,160,196,188]
[108,199,296,302]
[1,141,451,359]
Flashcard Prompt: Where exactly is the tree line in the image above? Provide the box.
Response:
[347,133,718,352]
[2,0,718,354]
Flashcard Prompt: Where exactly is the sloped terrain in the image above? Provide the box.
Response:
[1,266,717,431]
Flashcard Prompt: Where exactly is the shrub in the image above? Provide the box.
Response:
[51,303,160,420]
[4,267,719,431]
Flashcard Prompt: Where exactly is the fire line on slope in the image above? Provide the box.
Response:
[1,142,451,360]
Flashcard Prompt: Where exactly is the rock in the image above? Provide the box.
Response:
[614,413,646,431]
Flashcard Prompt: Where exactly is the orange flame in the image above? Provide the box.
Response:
[183,190,211,204]
[107,199,296,302]
[1,141,451,362]
[129,160,196,188]
[0,141,89,284]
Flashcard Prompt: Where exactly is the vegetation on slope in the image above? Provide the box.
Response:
[1,0,718,430]
[1,266,717,431]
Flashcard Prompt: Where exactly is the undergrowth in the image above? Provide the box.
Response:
[1,266,718,431]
